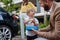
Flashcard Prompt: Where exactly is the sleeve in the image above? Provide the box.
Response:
[37,31,56,39]
[55,12,60,38]
[37,26,56,39]
[37,8,60,39]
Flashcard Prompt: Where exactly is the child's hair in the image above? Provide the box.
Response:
[26,8,35,15]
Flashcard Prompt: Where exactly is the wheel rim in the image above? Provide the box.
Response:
[0,27,11,40]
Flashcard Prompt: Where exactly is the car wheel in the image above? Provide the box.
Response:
[0,25,12,40]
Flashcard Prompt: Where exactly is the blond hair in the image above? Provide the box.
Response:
[26,8,35,14]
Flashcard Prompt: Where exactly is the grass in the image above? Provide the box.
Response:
[39,20,50,28]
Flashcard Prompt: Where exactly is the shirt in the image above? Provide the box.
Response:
[24,16,39,36]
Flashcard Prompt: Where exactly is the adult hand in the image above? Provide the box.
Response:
[32,29,39,34]
[38,29,43,32]
[38,29,41,31]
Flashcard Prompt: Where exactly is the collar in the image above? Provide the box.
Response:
[49,1,56,13]
[49,3,53,12]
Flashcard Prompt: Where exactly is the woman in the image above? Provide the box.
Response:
[20,0,36,13]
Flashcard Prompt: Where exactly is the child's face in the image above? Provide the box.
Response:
[28,11,35,17]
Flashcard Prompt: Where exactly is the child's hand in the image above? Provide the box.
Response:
[31,19,35,23]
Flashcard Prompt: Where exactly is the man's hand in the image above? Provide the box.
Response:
[38,28,44,32]
[38,29,41,31]
[32,29,39,34]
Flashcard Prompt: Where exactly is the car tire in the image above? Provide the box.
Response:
[0,25,12,40]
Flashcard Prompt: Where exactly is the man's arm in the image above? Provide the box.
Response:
[32,8,60,39]
[38,8,60,39]
[32,25,56,39]
[32,27,56,39]
[55,12,60,38]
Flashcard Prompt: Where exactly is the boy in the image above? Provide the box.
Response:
[24,8,39,40]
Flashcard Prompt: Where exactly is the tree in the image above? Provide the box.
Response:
[0,0,20,12]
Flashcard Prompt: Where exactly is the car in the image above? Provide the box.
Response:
[0,7,18,40]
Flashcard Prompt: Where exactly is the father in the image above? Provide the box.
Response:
[33,0,60,40]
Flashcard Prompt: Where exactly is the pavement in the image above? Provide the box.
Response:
[12,35,48,40]
[12,35,27,40]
